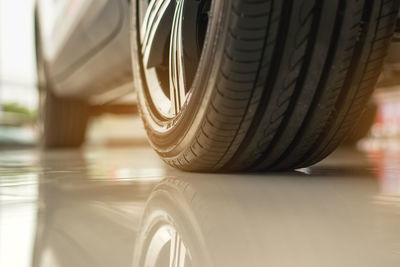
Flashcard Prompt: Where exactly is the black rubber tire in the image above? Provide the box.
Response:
[40,90,89,148]
[132,0,399,172]
[35,12,89,148]
[344,101,377,144]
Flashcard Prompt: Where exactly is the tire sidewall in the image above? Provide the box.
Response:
[131,0,230,157]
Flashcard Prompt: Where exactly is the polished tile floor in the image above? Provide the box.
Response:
[1,143,400,267]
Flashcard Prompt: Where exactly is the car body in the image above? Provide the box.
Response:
[35,0,133,103]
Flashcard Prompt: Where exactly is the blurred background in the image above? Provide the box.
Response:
[0,0,38,146]
[0,0,146,148]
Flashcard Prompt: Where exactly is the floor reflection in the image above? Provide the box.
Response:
[363,139,400,199]
[135,172,399,267]
[31,148,163,267]
[1,145,400,267]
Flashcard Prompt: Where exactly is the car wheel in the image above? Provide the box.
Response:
[131,0,399,171]
[35,13,89,148]
[38,90,89,148]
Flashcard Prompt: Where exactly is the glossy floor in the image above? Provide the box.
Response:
[1,142,400,267]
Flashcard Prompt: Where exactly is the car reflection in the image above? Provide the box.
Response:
[28,147,400,267]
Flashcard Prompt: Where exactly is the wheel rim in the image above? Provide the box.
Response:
[144,224,192,267]
[139,0,210,118]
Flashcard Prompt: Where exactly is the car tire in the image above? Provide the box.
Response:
[35,12,89,148]
[132,0,399,171]
[344,101,377,145]
[39,90,89,148]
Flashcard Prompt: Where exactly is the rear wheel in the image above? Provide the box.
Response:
[132,0,399,171]
[39,90,89,148]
